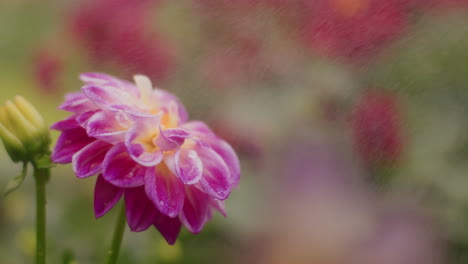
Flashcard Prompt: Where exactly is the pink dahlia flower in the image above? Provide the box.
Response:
[51,73,240,244]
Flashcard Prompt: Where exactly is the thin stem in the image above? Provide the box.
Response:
[34,166,48,264]
[106,202,127,264]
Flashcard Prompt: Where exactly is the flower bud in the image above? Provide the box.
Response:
[0,96,50,162]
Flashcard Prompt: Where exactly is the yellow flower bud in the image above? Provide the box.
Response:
[14,95,45,131]
[0,96,50,162]
[0,121,26,162]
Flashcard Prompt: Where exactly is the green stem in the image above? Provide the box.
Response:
[33,166,48,264]
[106,202,127,264]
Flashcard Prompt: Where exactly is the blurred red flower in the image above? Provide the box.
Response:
[301,0,408,62]
[350,90,404,167]
[32,49,63,93]
[69,0,173,79]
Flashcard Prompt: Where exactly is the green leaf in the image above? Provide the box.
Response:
[3,162,28,197]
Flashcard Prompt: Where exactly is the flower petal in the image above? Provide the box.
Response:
[174,146,203,185]
[125,116,163,166]
[152,89,188,123]
[59,92,98,114]
[82,84,141,112]
[182,121,215,137]
[196,143,232,200]
[153,211,182,245]
[80,72,139,97]
[50,115,80,131]
[145,163,185,218]
[72,140,112,178]
[180,187,211,234]
[94,174,123,218]
[85,110,128,144]
[124,187,157,232]
[51,127,95,164]
[203,138,240,187]
[103,143,146,188]
[155,128,192,151]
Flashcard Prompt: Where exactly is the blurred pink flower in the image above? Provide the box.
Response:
[350,90,404,167]
[301,0,408,61]
[51,73,240,244]
[69,0,174,79]
[32,49,63,93]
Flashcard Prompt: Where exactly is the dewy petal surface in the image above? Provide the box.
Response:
[145,163,185,218]
[94,175,123,218]
[153,211,182,245]
[180,186,211,234]
[103,143,147,187]
[52,126,95,164]
[73,140,112,178]
[195,142,232,200]
[125,186,157,232]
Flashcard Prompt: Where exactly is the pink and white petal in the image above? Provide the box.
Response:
[86,110,128,144]
[94,174,123,219]
[76,110,99,128]
[182,121,215,137]
[80,72,139,97]
[211,199,227,217]
[72,140,112,178]
[50,115,80,131]
[145,164,185,218]
[59,92,98,114]
[180,187,211,234]
[153,211,182,245]
[125,116,163,167]
[174,147,203,185]
[203,137,240,187]
[124,187,157,232]
[152,89,188,123]
[52,127,95,164]
[102,143,146,188]
[155,128,192,151]
[82,85,140,112]
[196,143,232,200]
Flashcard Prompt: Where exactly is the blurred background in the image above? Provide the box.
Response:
[2,0,468,263]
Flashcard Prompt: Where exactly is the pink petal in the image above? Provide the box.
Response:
[85,110,128,144]
[94,174,123,218]
[155,128,192,151]
[59,92,98,114]
[82,84,140,112]
[196,143,232,200]
[182,121,215,137]
[125,116,163,167]
[80,72,139,98]
[72,140,112,178]
[153,211,182,245]
[180,186,211,234]
[76,110,99,128]
[102,143,146,188]
[145,164,185,218]
[174,146,203,185]
[211,199,227,217]
[50,115,80,131]
[152,89,189,123]
[52,127,95,164]
[124,187,157,232]
[203,137,240,187]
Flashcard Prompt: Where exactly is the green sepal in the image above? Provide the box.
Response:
[3,162,28,197]
[34,153,56,169]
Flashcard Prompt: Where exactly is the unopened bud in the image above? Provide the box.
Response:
[0,96,50,162]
